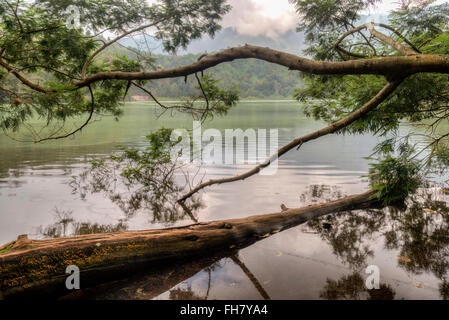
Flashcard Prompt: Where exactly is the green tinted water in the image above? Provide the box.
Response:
[0,101,448,299]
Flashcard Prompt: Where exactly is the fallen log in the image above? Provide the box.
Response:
[0,190,380,299]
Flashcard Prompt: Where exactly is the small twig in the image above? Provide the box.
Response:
[34,85,95,142]
[81,19,166,79]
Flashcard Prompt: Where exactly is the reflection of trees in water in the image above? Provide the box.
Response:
[70,166,203,226]
[308,207,385,270]
[46,183,449,300]
[230,254,271,300]
[320,272,395,300]
[167,254,271,301]
[303,184,449,299]
[69,132,204,225]
[169,286,203,300]
[299,184,344,205]
[168,260,223,300]
[60,247,272,301]
[37,208,128,238]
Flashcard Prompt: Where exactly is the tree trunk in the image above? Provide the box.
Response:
[0,190,380,299]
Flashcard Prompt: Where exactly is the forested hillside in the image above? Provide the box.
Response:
[135,54,302,99]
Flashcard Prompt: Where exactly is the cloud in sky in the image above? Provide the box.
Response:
[221,0,298,38]
[221,0,448,38]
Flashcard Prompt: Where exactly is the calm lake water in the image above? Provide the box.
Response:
[1,101,448,300]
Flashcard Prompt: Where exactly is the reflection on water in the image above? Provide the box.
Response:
[229,254,271,300]
[69,154,204,225]
[320,272,395,300]
[37,208,128,238]
[1,102,449,299]
[57,185,449,300]
[308,185,449,299]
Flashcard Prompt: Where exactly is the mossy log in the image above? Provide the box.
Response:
[59,250,231,300]
[0,190,379,298]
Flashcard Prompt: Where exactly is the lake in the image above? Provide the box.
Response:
[1,101,448,300]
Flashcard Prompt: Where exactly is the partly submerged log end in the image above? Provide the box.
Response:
[0,190,380,298]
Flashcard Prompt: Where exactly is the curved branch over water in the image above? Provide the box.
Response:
[178,79,404,202]
[74,46,448,89]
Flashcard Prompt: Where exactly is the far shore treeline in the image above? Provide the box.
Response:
[137,54,303,99]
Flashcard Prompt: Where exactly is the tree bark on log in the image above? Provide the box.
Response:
[0,190,380,298]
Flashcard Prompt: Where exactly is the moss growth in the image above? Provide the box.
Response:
[0,243,14,255]
[0,240,160,290]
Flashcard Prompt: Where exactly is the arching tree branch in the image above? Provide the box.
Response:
[0,57,53,93]
[375,23,421,54]
[333,23,420,56]
[336,45,369,59]
[2,43,447,96]
[74,46,448,89]
[366,23,418,56]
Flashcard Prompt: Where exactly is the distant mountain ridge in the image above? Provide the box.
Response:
[179,27,306,55]
[127,53,302,99]
[119,13,388,55]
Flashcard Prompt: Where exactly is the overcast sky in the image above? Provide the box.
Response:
[220,0,448,37]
